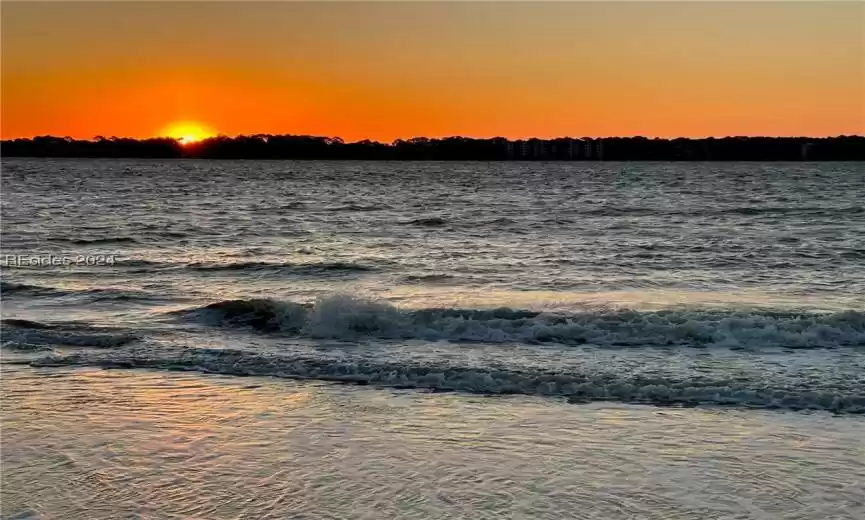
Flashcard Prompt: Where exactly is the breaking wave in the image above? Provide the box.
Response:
[18,347,865,413]
[180,295,865,349]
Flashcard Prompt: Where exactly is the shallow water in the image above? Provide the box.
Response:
[2,159,864,517]
[3,366,864,520]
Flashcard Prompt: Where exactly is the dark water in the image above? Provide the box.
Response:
[2,159,864,412]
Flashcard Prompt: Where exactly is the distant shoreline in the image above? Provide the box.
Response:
[2,135,863,161]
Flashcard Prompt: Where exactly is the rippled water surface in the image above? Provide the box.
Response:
[2,159,864,518]
[3,366,864,520]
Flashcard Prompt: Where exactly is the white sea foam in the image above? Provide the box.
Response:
[186,294,865,349]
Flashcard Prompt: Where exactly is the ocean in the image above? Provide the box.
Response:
[2,158,864,519]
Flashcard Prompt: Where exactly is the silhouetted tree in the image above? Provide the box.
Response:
[2,135,863,161]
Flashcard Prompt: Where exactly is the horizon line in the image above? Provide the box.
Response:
[5,134,865,143]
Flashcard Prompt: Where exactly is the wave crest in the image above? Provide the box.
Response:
[404,217,447,227]
[1,281,64,296]
[2,319,138,348]
[188,260,376,274]
[1,282,157,302]
[181,295,865,349]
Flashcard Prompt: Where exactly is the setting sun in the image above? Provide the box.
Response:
[161,121,215,144]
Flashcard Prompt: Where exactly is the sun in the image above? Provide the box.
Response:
[161,121,216,144]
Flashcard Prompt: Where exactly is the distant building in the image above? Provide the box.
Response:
[568,139,582,159]
[500,137,602,160]
[583,139,594,159]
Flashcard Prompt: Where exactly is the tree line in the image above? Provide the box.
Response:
[2,134,863,160]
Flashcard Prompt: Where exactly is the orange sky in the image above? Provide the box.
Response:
[2,1,864,141]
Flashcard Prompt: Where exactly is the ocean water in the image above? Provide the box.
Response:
[2,159,864,518]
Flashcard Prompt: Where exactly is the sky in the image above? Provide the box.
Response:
[2,1,864,141]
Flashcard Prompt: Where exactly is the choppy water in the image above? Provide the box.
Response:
[2,159,865,518]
